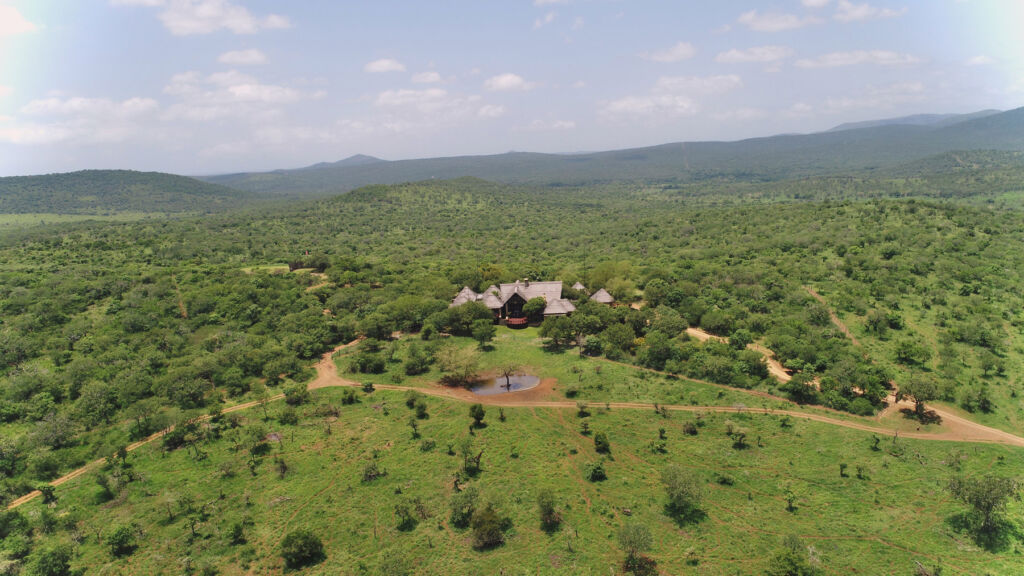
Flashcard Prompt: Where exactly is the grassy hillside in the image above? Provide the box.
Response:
[202,107,1024,196]
[9,381,1022,575]
[0,170,257,215]
[2,174,1023,574]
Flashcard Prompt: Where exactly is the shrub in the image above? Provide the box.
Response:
[283,383,310,406]
[108,523,138,557]
[470,502,510,549]
[593,431,610,454]
[277,407,299,426]
[585,460,607,482]
[449,486,479,528]
[280,529,325,569]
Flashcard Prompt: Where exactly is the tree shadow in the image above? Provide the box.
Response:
[541,341,571,354]
[946,513,1021,552]
[664,505,707,527]
[899,408,942,425]
[540,517,563,535]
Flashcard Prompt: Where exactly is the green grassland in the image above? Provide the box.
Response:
[0,212,165,231]
[336,328,796,412]
[13,385,1022,575]
[4,172,1024,575]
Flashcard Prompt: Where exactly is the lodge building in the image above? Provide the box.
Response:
[451,280,613,327]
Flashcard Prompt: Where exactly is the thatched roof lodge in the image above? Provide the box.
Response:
[451,279,613,327]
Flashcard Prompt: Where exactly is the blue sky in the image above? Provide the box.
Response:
[0,0,1021,176]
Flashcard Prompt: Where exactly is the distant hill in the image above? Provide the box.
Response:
[202,107,1024,196]
[0,170,255,215]
[827,110,1002,132]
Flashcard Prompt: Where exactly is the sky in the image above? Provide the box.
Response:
[0,0,1022,177]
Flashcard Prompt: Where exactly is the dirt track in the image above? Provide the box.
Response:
[805,286,860,346]
[9,336,1023,511]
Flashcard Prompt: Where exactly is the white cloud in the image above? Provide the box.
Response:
[477,105,506,118]
[834,1,906,22]
[112,0,290,35]
[0,85,11,97]
[824,81,925,111]
[375,88,448,108]
[163,69,316,122]
[716,45,793,63]
[365,58,406,73]
[0,96,161,145]
[654,75,743,95]
[796,50,920,68]
[533,11,556,29]
[601,74,743,119]
[483,73,536,92]
[738,10,820,32]
[218,49,266,65]
[367,88,485,133]
[641,42,696,63]
[965,55,993,66]
[412,71,442,83]
[0,5,37,36]
[516,119,576,132]
[802,0,831,7]
[712,108,766,121]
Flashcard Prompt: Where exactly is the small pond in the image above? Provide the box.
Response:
[470,374,540,396]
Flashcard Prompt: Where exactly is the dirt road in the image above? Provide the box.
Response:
[686,327,792,383]
[10,335,1022,511]
[805,286,860,346]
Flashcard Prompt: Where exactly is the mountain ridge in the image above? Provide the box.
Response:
[199,107,1024,195]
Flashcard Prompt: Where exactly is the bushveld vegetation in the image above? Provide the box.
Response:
[1,162,1023,573]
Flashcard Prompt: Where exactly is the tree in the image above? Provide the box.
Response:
[601,323,636,358]
[436,344,480,387]
[894,338,930,366]
[539,315,573,348]
[661,464,703,518]
[617,523,655,575]
[593,431,610,454]
[470,502,509,549]
[471,319,496,349]
[522,297,547,323]
[280,529,325,569]
[947,474,1021,535]
[901,376,937,418]
[728,328,753,351]
[537,488,561,530]
[403,342,431,376]
[498,363,521,389]
[469,403,486,427]
[570,313,602,355]
[766,535,820,576]
[283,382,310,406]
[108,523,138,557]
[27,543,73,576]
[449,485,479,528]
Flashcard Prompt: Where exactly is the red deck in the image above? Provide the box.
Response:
[506,317,528,326]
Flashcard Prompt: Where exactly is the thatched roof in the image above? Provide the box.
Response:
[589,288,614,304]
[543,298,576,316]
[451,280,577,314]
[571,281,587,292]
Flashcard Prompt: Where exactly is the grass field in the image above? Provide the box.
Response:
[0,212,167,230]
[337,328,796,412]
[19,386,1023,575]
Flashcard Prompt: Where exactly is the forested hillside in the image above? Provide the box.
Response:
[0,170,256,215]
[1,171,1022,574]
[203,107,1024,196]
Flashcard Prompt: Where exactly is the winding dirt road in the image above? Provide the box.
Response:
[9,335,1023,511]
